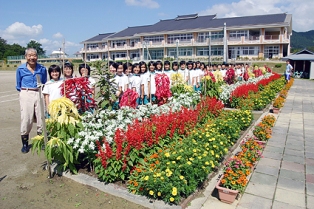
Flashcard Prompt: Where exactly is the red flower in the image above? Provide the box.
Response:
[155,73,172,105]
[120,89,138,109]
[60,77,96,112]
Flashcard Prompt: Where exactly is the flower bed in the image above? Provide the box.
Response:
[126,109,253,204]
[229,73,285,110]
[94,97,225,183]
[217,113,276,204]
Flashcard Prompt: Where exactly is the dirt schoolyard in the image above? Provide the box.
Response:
[0,71,147,209]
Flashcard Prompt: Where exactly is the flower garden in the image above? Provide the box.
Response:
[31,62,294,206]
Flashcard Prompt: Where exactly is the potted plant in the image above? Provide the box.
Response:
[272,96,285,113]
[216,157,250,204]
[252,122,272,142]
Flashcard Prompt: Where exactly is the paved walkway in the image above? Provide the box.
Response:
[236,79,314,209]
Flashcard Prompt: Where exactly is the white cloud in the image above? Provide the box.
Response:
[199,0,314,32]
[53,32,63,39]
[125,0,159,8]
[36,38,80,55]
[0,22,42,40]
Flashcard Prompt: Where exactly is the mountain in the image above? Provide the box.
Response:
[291,30,314,52]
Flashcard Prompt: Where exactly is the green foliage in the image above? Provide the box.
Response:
[27,40,46,56]
[274,64,282,68]
[90,60,117,110]
[201,77,222,99]
[291,30,314,50]
[0,37,26,60]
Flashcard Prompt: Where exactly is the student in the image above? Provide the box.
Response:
[43,65,63,112]
[171,61,179,84]
[147,61,156,103]
[123,62,132,89]
[221,64,227,78]
[78,63,96,98]
[236,64,243,81]
[130,63,142,106]
[163,60,172,85]
[139,61,149,105]
[62,62,74,79]
[195,61,202,91]
[172,61,179,72]
[155,60,163,74]
[109,62,121,109]
[178,60,188,84]
[186,61,195,87]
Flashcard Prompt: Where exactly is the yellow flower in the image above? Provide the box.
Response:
[158,192,161,196]
[187,161,192,165]
[144,176,149,181]
[172,187,177,196]
[170,197,175,202]
[164,152,170,157]
[180,176,184,180]
[149,190,154,195]
[205,161,209,165]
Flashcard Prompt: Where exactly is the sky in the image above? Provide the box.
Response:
[0,0,313,56]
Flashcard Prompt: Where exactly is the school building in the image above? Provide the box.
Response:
[80,13,292,62]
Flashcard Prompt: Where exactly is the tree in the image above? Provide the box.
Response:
[0,37,7,60]
[4,44,26,58]
[26,40,46,56]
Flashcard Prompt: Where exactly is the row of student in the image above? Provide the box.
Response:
[108,60,250,106]
[42,63,96,110]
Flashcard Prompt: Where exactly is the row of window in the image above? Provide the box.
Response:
[86,45,280,60]
[88,30,279,49]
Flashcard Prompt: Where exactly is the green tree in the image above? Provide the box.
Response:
[4,43,26,58]
[26,40,46,56]
[0,37,7,60]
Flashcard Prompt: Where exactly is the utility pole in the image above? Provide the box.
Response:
[223,22,227,63]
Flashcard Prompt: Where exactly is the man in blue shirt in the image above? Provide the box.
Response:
[16,48,47,153]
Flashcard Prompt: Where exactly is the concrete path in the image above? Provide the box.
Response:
[236,79,314,209]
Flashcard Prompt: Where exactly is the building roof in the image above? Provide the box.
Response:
[137,13,289,35]
[82,33,115,42]
[108,25,153,39]
[83,13,291,41]
[282,54,314,61]
[294,49,314,55]
[282,49,314,61]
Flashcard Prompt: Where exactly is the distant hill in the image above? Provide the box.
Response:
[291,30,314,52]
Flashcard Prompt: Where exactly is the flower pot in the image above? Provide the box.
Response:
[216,176,239,204]
[272,107,280,114]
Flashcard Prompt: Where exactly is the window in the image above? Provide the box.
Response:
[86,43,98,48]
[144,49,164,60]
[111,52,127,59]
[111,40,126,47]
[130,39,140,47]
[87,54,99,60]
[178,48,192,56]
[228,46,259,59]
[167,34,193,44]
[167,48,177,57]
[211,31,224,41]
[211,46,224,56]
[130,50,140,59]
[264,45,279,58]
[143,35,164,43]
[197,47,209,56]
[229,30,248,40]
[197,33,209,42]
[101,42,107,48]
